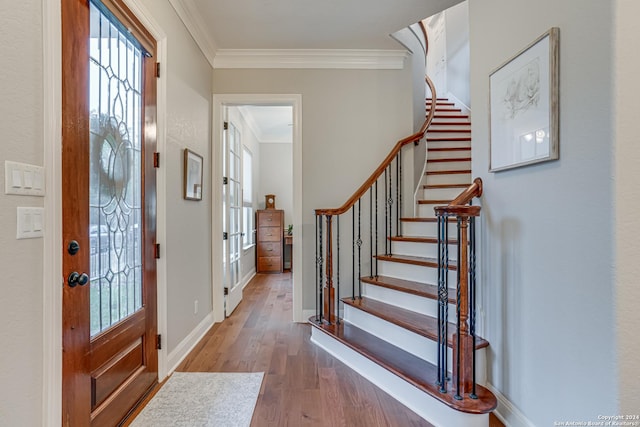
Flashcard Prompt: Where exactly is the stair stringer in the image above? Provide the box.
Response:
[311,327,489,427]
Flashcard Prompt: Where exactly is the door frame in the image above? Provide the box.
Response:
[212,94,304,323]
[42,1,168,424]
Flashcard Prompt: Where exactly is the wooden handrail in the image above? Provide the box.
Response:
[449,177,483,206]
[315,76,437,216]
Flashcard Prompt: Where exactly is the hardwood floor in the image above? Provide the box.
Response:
[127,272,505,426]
[177,272,432,426]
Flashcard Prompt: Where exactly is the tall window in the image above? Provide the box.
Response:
[242,147,254,248]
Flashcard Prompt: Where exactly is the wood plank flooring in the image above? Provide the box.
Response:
[127,272,505,426]
[176,273,431,426]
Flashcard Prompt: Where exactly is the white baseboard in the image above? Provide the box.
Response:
[485,383,535,427]
[241,269,256,290]
[166,312,215,377]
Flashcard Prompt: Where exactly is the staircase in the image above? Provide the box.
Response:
[309,96,496,426]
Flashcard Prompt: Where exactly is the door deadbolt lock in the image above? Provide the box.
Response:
[68,272,89,288]
[68,240,80,255]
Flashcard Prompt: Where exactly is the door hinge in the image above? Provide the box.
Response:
[153,152,160,168]
[154,243,160,259]
[224,287,229,295]
[155,62,161,78]
[156,334,162,350]
[223,121,229,130]
[223,232,228,240]
[223,177,228,185]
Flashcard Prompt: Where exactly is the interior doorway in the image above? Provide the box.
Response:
[212,94,303,323]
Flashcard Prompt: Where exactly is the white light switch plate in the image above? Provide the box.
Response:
[17,207,45,239]
[5,161,45,196]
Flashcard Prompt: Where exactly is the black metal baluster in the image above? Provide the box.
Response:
[399,149,403,237]
[388,165,393,245]
[454,216,462,401]
[384,168,389,255]
[370,187,373,278]
[437,214,444,390]
[357,198,362,298]
[444,213,450,389]
[396,153,400,237]
[352,206,355,301]
[470,215,477,399]
[337,216,340,325]
[319,215,323,323]
[315,215,318,321]
[375,181,379,277]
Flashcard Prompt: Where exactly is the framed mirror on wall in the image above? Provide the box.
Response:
[489,27,559,172]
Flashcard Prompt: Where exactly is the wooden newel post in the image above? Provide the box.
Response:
[323,215,335,324]
[453,214,473,394]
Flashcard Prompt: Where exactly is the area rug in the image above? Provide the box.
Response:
[130,372,264,427]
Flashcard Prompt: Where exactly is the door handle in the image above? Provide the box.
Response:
[68,272,89,288]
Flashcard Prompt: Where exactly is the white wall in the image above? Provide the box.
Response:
[613,0,640,414]
[138,0,213,354]
[0,1,44,425]
[259,143,293,226]
[212,68,413,310]
[445,1,470,107]
[469,0,616,424]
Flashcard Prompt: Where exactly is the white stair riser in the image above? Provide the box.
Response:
[343,308,487,386]
[426,131,472,139]
[363,282,457,323]
[310,328,489,427]
[378,259,457,283]
[427,161,472,172]
[422,187,464,200]
[425,173,472,186]
[426,140,471,150]
[391,240,456,258]
[427,149,471,160]
[432,112,469,119]
[429,117,471,124]
[401,221,457,237]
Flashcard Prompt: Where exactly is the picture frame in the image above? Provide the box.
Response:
[489,27,559,172]
[183,148,203,200]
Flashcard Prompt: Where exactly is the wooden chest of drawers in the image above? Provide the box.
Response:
[256,209,284,273]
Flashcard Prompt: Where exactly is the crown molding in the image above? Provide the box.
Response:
[167,0,217,67]
[213,49,408,70]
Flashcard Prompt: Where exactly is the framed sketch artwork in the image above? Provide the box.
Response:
[489,27,559,172]
[183,149,203,200]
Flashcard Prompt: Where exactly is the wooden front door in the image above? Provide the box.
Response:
[61,0,158,425]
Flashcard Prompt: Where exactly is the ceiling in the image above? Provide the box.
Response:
[183,0,463,50]
[237,106,293,144]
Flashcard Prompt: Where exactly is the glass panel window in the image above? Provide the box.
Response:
[242,147,254,248]
[89,1,144,336]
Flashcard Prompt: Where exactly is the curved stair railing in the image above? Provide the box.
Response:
[313,75,437,325]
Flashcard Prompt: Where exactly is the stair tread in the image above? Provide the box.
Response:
[361,275,456,303]
[433,114,470,119]
[417,199,452,204]
[389,235,457,243]
[376,254,455,270]
[430,121,470,126]
[424,184,471,189]
[428,157,472,162]
[426,170,471,175]
[427,129,472,133]
[401,217,455,222]
[342,297,488,349]
[310,319,497,414]
[428,147,471,152]
[427,137,472,141]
